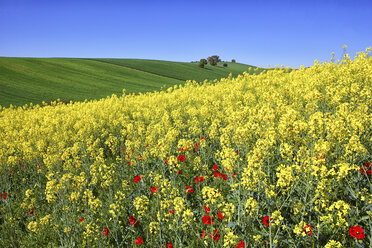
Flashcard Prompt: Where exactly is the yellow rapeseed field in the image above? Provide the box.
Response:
[0,48,371,247]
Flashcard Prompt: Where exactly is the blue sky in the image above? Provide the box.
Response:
[1,0,371,68]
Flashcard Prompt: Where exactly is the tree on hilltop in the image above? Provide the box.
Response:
[198,59,207,68]
[207,55,221,66]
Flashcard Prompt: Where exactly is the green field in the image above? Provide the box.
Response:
[0,57,258,108]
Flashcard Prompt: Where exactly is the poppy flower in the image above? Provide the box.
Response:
[195,176,204,184]
[121,147,125,151]
[204,206,211,214]
[27,209,34,214]
[177,170,182,175]
[213,164,218,171]
[169,210,175,214]
[201,230,207,239]
[165,158,168,166]
[135,236,144,244]
[218,210,223,220]
[186,186,194,193]
[178,148,184,152]
[232,171,237,178]
[133,175,141,183]
[214,171,222,178]
[1,192,7,199]
[221,174,229,181]
[349,226,365,240]
[209,229,220,241]
[303,224,313,236]
[166,243,173,248]
[360,162,371,175]
[129,216,138,226]
[138,156,142,161]
[151,186,158,194]
[201,137,206,141]
[202,215,214,224]
[236,241,245,248]
[177,155,186,162]
[127,162,132,165]
[262,216,272,227]
[103,227,109,236]
[236,150,239,155]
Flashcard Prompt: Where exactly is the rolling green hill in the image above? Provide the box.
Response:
[0,57,257,108]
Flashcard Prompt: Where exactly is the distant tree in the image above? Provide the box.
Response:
[207,55,221,66]
[232,59,236,63]
[198,58,207,68]
[223,63,228,67]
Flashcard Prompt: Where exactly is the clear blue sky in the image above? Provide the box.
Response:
[1,0,371,68]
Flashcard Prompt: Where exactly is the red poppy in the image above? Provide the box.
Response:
[232,171,237,178]
[177,155,186,162]
[133,175,141,183]
[165,158,168,166]
[135,236,144,244]
[138,156,142,161]
[204,206,211,214]
[201,230,207,239]
[214,171,222,178]
[151,186,158,194]
[178,147,184,152]
[103,227,109,236]
[218,210,223,220]
[221,174,229,181]
[236,241,245,248]
[236,150,239,155]
[303,224,313,236]
[262,216,272,227]
[169,210,175,214]
[201,137,206,141]
[127,162,132,165]
[202,215,214,224]
[349,226,365,240]
[121,147,125,151]
[193,143,200,152]
[360,162,371,175]
[177,170,182,175]
[1,192,7,199]
[186,186,194,193]
[213,164,218,171]
[209,229,220,241]
[27,209,34,214]
[166,243,173,248]
[129,216,138,226]
[127,153,130,158]
[195,176,204,184]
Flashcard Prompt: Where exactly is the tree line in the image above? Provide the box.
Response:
[197,56,236,68]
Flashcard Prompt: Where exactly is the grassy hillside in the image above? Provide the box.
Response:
[91,59,256,82]
[0,57,256,108]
